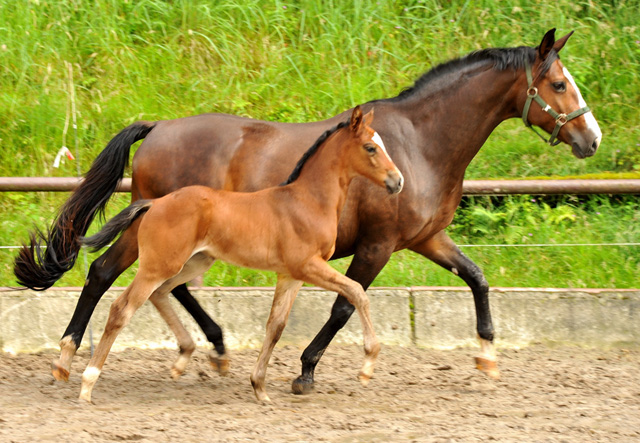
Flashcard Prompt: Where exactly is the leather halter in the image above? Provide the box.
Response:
[521,58,591,146]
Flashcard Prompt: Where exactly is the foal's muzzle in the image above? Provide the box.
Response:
[385,170,404,194]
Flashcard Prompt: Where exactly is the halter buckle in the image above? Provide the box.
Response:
[555,113,568,126]
[527,86,538,97]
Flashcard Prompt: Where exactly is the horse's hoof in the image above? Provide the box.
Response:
[358,372,371,387]
[209,355,230,376]
[291,375,314,395]
[51,360,70,382]
[475,356,501,380]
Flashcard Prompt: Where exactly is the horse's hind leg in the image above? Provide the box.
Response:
[171,284,229,375]
[410,230,499,379]
[292,242,393,395]
[79,275,157,403]
[250,275,303,403]
[298,258,381,388]
[53,222,140,381]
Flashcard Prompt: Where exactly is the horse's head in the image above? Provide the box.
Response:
[347,106,404,194]
[521,29,602,159]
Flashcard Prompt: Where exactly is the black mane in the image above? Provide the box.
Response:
[385,45,558,102]
[281,120,350,186]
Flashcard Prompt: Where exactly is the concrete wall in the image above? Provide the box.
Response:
[1,287,638,353]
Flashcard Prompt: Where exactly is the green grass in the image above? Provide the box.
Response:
[1,0,639,288]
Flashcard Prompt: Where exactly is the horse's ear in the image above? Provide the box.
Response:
[538,28,556,60]
[350,105,363,133]
[553,30,574,54]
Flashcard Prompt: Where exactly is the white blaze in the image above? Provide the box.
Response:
[562,67,602,140]
[372,131,404,191]
[372,132,389,154]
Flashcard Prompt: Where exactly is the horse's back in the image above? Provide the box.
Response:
[131,113,341,199]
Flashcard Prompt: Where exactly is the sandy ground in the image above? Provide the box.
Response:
[1,345,639,442]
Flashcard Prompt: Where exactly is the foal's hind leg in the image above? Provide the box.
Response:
[251,275,303,403]
[79,276,158,403]
[148,292,197,379]
[53,224,140,381]
[171,284,229,375]
[152,253,228,379]
[410,231,499,379]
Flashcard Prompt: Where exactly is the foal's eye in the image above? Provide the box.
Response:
[552,81,566,92]
[365,144,377,154]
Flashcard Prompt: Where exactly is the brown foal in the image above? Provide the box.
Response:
[77,106,403,403]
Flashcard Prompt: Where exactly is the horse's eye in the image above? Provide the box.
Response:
[552,81,566,92]
[365,145,377,154]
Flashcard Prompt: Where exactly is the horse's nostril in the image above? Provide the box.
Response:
[591,139,599,150]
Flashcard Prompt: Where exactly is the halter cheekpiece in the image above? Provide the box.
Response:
[521,58,591,146]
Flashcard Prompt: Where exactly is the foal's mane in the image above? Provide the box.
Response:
[385,45,559,102]
[281,120,350,186]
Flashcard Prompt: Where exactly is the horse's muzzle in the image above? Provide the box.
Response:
[385,171,404,194]
[571,135,600,159]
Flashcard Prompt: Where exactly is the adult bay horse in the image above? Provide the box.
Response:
[77,107,403,403]
[15,29,602,393]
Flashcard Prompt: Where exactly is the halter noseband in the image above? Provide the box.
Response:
[521,58,591,146]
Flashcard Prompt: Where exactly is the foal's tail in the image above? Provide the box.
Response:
[81,200,154,252]
[13,121,156,290]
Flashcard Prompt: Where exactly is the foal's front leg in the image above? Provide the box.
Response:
[250,275,303,403]
[300,258,380,387]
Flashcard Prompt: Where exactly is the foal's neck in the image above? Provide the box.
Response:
[287,136,353,216]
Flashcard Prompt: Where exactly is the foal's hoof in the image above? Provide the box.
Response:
[358,372,372,387]
[209,354,230,376]
[475,357,501,380]
[51,360,70,382]
[291,375,314,395]
[170,367,184,380]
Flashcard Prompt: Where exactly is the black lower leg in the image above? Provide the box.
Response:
[292,242,392,394]
[61,258,122,348]
[458,256,494,342]
[172,284,225,356]
[292,295,355,393]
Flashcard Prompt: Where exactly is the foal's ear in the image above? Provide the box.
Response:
[350,105,364,133]
[538,28,556,60]
[552,30,574,54]
[363,109,374,128]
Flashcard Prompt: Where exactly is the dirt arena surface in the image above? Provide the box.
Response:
[1,345,639,442]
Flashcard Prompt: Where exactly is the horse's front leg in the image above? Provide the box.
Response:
[250,275,303,403]
[292,242,393,394]
[53,223,140,382]
[410,230,499,379]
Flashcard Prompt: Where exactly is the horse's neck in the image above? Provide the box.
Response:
[396,67,521,180]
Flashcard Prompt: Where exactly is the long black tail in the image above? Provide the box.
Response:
[81,200,153,252]
[13,121,156,290]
